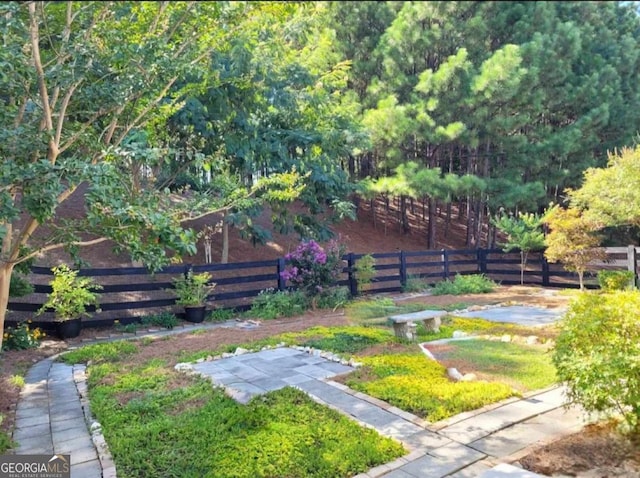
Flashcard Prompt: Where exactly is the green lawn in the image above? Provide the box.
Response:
[427,339,557,392]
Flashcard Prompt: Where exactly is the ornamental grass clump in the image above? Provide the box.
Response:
[280,240,346,298]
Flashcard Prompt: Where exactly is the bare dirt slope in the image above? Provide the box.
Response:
[33,185,470,268]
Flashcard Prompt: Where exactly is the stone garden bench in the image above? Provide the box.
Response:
[388,310,448,341]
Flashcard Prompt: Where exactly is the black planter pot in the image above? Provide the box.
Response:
[56,318,82,339]
[184,306,206,323]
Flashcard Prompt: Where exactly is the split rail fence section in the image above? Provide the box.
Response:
[8,246,639,329]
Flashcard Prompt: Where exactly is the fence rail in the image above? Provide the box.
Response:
[8,245,639,330]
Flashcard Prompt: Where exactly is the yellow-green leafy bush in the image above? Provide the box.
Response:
[553,290,640,431]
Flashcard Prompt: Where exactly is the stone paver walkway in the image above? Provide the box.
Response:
[191,347,354,403]
[12,358,104,478]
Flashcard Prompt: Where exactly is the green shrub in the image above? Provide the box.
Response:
[431,274,497,295]
[2,322,45,351]
[553,290,640,431]
[355,254,376,293]
[114,321,138,334]
[37,264,102,320]
[249,289,309,320]
[597,270,636,291]
[9,274,34,297]
[141,312,179,329]
[402,274,431,293]
[314,286,351,310]
[207,308,236,322]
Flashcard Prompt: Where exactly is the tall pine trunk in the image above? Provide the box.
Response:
[400,195,410,234]
[428,197,436,249]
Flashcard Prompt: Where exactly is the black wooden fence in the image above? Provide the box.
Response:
[7,246,639,330]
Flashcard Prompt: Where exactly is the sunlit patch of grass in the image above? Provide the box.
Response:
[427,339,557,392]
[345,298,426,321]
[179,326,398,363]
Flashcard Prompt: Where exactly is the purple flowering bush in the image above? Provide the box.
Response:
[281,239,346,296]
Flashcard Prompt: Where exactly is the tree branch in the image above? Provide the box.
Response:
[149,2,169,34]
[59,106,118,155]
[29,2,58,161]
[102,103,127,146]
[19,237,110,265]
[54,80,83,149]
[1,223,12,265]
[114,76,179,146]
[166,2,196,41]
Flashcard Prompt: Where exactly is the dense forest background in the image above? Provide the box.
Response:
[4,0,640,267]
[161,1,640,249]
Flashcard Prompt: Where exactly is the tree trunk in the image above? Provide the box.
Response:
[466,202,474,247]
[578,270,584,290]
[400,195,410,234]
[0,264,15,351]
[370,198,376,229]
[221,210,229,264]
[445,202,452,238]
[428,196,436,249]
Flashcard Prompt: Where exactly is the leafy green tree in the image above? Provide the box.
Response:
[168,2,361,249]
[567,146,640,231]
[0,2,305,350]
[543,205,604,289]
[492,212,546,285]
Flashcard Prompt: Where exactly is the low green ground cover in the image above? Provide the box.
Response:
[60,340,138,364]
[344,353,515,422]
[0,418,12,453]
[78,351,404,478]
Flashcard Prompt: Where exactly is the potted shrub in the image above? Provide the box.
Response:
[171,269,216,323]
[37,264,102,339]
